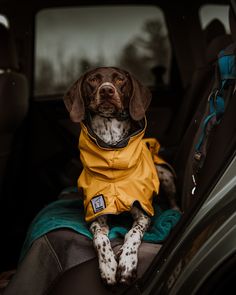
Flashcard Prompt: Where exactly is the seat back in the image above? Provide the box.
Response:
[0,24,28,196]
[165,33,232,149]
[174,6,236,212]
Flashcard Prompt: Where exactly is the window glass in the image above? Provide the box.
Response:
[0,15,9,74]
[199,5,230,33]
[34,6,171,97]
[0,14,9,28]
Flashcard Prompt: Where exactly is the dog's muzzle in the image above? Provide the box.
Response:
[99,83,116,99]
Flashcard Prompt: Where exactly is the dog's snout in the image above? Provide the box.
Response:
[99,85,115,98]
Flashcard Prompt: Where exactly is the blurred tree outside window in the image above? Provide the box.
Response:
[34,6,171,97]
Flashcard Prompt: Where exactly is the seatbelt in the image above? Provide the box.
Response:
[191,43,236,195]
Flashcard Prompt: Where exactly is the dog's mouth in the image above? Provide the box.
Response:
[97,102,118,116]
[89,103,129,119]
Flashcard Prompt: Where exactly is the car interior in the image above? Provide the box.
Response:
[0,0,235,294]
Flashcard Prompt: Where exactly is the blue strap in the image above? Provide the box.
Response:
[194,49,236,154]
[210,93,225,120]
[195,93,225,152]
[218,52,236,80]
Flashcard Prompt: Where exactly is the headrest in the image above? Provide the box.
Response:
[204,19,226,45]
[229,2,236,41]
[206,34,233,64]
[0,24,18,70]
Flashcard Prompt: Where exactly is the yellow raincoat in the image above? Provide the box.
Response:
[78,120,164,222]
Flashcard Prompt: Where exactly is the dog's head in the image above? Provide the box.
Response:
[63,67,152,122]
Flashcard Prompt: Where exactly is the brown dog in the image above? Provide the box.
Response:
[64,67,178,285]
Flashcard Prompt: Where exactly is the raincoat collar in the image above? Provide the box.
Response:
[82,111,146,149]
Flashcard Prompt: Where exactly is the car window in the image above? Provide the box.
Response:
[34,5,171,98]
[199,4,230,33]
[0,15,9,74]
[0,14,9,28]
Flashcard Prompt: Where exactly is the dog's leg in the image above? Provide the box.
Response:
[156,164,180,211]
[90,216,117,285]
[116,207,151,285]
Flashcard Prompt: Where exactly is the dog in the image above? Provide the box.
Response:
[63,67,178,285]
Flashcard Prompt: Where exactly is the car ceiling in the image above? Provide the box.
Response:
[0,0,230,14]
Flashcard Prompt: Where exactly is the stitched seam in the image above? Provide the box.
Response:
[43,235,63,272]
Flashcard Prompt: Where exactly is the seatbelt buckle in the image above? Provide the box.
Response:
[194,151,202,161]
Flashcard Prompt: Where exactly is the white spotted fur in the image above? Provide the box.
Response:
[116,207,151,284]
[91,115,131,145]
[90,216,117,285]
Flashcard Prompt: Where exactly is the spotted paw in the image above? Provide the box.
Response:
[99,252,118,286]
[116,245,138,285]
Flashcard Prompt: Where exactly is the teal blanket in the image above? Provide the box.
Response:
[20,196,181,261]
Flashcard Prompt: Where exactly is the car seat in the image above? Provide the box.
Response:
[173,10,236,212]
[153,19,232,162]
[159,34,232,161]
[0,23,28,196]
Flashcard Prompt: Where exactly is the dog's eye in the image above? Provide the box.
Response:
[115,77,124,85]
[89,78,98,83]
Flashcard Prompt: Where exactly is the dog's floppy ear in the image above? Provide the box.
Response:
[129,75,152,121]
[63,75,85,123]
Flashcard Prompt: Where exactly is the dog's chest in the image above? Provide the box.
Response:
[91,115,131,145]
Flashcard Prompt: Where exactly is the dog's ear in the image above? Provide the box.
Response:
[63,75,85,123]
[129,75,152,121]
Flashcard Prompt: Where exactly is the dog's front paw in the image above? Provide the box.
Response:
[116,245,138,285]
[98,252,118,286]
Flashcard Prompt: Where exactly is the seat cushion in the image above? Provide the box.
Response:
[3,230,162,295]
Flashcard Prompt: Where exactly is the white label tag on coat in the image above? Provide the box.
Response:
[91,195,106,213]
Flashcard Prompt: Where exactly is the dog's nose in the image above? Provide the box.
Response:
[99,85,115,98]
